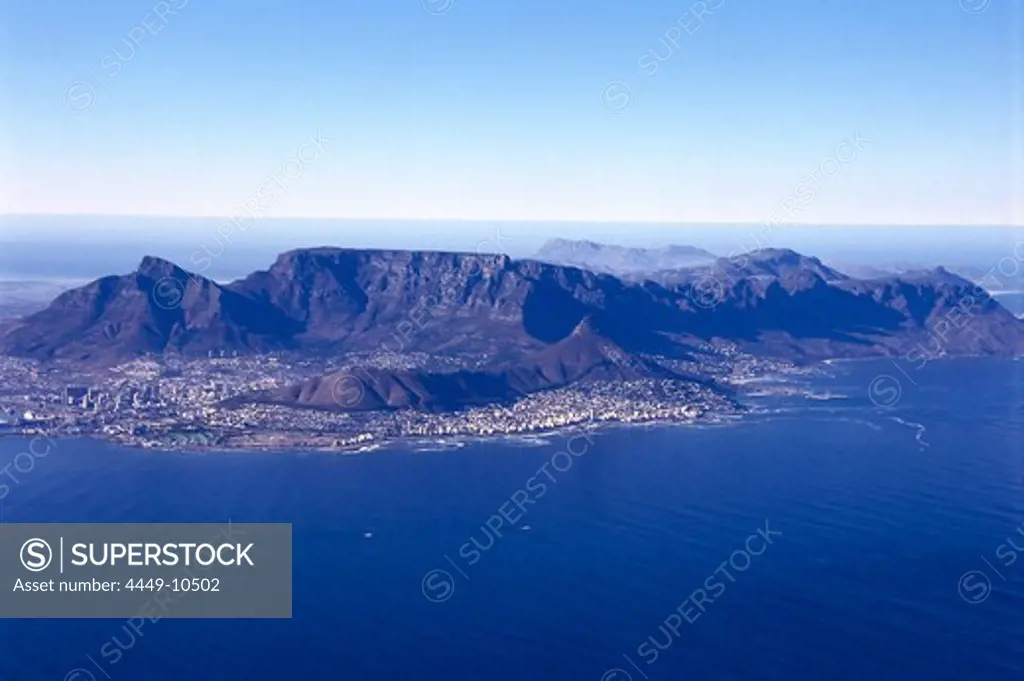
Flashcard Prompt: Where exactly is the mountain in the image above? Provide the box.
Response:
[714,248,848,283]
[2,246,1023,365]
[948,264,1024,292]
[0,256,300,363]
[239,316,682,412]
[533,239,717,276]
[651,248,847,288]
[831,267,1024,354]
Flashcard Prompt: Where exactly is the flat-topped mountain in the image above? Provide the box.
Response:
[1,246,1022,365]
[533,238,717,276]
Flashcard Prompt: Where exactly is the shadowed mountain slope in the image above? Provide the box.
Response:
[241,316,682,412]
[2,247,1022,364]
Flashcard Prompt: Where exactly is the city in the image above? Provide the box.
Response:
[0,344,809,451]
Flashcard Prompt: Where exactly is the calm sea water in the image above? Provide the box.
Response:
[0,359,1021,680]
[2,216,1022,281]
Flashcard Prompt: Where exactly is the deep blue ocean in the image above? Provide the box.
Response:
[0,359,1021,680]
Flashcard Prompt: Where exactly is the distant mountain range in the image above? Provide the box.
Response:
[532,239,852,288]
[1,244,1022,411]
[829,261,1024,293]
[650,248,849,288]
[533,239,717,277]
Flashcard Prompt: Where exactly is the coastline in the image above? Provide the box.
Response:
[0,409,747,456]
[2,355,1013,456]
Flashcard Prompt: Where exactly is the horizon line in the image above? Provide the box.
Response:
[1,213,1023,229]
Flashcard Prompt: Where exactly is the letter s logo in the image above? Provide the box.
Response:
[20,538,52,572]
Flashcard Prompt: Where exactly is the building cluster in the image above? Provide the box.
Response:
[0,347,781,452]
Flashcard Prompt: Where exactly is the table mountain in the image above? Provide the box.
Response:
[1,246,1022,364]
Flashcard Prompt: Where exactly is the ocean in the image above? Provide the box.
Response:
[2,216,1022,282]
[0,358,1021,680]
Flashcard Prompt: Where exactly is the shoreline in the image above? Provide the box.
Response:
[0,410,746,456]
[3,355,1010,456]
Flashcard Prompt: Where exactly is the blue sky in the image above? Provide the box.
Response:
[1,0,1021,225]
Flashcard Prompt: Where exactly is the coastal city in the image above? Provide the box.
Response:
[0,344,808,452]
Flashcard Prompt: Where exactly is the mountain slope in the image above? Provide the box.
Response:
[2,247,1022,363]
[0,257,299,362]
[650,248,847,288]
[243,316,681,412]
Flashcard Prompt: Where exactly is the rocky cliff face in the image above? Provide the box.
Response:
[1,247,1022,363]
[243,316,677,412]
[0,256,300,362]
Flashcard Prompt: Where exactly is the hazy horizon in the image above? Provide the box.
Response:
[2,215,1023,282]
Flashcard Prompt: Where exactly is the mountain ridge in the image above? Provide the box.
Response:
[1,246,1021,366]
[237,314,683,412]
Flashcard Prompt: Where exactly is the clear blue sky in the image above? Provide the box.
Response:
[1,0,1021,225]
